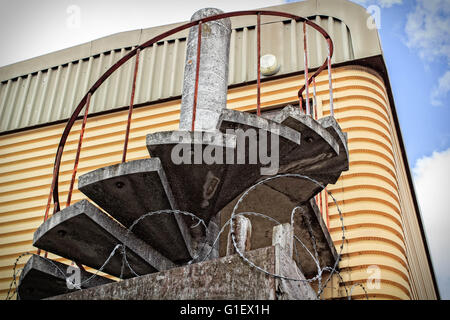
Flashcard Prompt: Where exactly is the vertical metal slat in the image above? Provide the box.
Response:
[91,53,105,112]
[229,29,236,84]
[290,20,298,70]
[169,39,179,97]
[37,68,52,124]
[56,63,73,120]
[0,80,12,125]
[3,78,22,130]
[45,65,62,123]
[241,27,248,83]
[157,41,168,99]
[112,49,125,107]
[101,51,115,108]
[24,71,41,126]
[13,74,32,129]
[67,60,82,119]
[146,44,157,102]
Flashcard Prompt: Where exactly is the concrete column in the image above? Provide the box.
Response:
[179,8,231,131]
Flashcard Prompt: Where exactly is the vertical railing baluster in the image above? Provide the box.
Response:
[66,92,92,207]
[38,146,64,257]
[313,77,317,119]
[122,48,141,163]
[256,12,261,116]
[327,38,334,117]
[303,22,310,116]
[37,171,56,256]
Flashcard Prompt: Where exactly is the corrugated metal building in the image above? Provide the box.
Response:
[0,0,439,299]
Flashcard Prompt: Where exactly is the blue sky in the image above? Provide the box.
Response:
[366,0,450,165]
[0,0,448,299]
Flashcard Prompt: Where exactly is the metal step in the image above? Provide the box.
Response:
[33,200,176,278]
[78,158,193,264]
[17,254,114,300]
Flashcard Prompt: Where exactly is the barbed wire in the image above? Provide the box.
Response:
[9,173,356,300]
[300,206,323,296]
[349,282,369,300]
[122,208,209,268]
[323,267,349,298]
[290,207,321,270]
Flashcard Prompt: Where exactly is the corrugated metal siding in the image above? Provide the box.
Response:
[0,16,353,133]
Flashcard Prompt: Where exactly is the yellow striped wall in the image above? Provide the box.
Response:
[314,66,436,299]
[0,66,436,299]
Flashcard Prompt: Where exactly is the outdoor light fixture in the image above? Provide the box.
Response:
[260,54,280,76]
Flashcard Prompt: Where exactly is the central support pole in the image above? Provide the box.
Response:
[179,8,232,131]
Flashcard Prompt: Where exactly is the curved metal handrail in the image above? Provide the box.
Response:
[41,10,335,228]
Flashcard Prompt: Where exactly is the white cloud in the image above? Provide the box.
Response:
[352,0,402,8]
[405,0,450,63]
[405,0,450,107]
[431,71,450,106]
[379,0,402,7]
[413,148,450,299]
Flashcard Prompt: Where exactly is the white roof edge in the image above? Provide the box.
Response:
[0,0,381,82]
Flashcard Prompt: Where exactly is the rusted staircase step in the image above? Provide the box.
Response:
[17,254,114,300]
[33,200,176,278]
[274,106,348,185]
[219,108,343,206]
[146,112,303,226]
[217,109,310,207]
[78,158,193,264]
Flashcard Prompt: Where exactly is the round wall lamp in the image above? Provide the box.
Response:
[260,54,280,76]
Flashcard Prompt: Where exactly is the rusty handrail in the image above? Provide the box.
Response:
[41,10,334,232]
